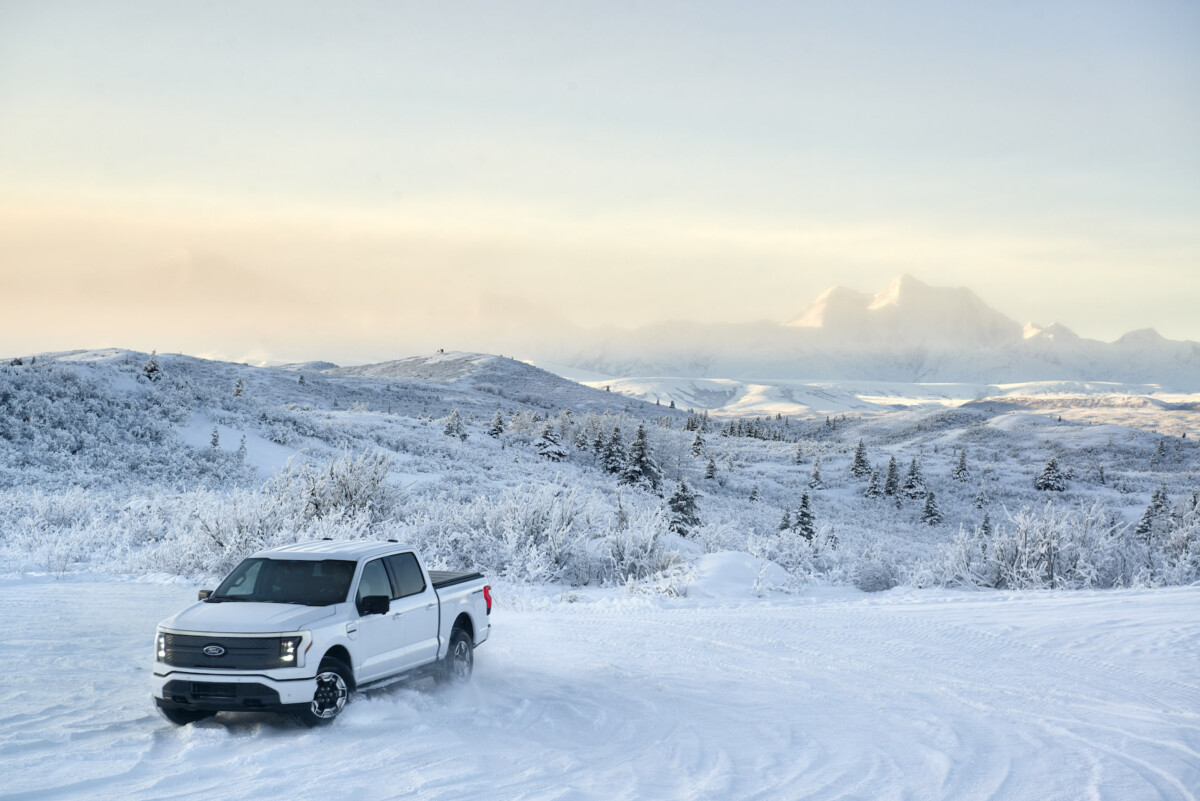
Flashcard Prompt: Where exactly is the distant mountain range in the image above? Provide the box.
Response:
[528,275,1200,392]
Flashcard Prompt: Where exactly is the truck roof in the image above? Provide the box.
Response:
[250,539,414,561]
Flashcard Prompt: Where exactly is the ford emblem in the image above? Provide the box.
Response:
[203,644,226,657]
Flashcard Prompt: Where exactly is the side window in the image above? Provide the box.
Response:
[355,559,393,605]
[385,553,426,599]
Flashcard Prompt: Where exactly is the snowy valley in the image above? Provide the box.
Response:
[2,332,1199,800]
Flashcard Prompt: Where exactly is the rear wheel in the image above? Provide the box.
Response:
[439,627,474,683]
[155,698,215,726]
[294,657,352,726]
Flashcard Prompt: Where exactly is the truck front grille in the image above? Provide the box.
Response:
[161,633,282,670]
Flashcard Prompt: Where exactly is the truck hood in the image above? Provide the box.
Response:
[160,601,340,634]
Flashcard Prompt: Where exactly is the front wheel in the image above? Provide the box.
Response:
[294,657,352,726]
[439,628,474,683]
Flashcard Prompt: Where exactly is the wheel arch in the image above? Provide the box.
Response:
[452,612,474,641]
[321,644,356,690]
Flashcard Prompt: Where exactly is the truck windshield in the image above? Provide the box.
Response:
[210,558,357,606]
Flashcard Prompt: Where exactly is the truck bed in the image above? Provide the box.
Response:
[429,570,484,589]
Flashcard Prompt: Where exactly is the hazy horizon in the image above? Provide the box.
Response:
[2,1,1197,364]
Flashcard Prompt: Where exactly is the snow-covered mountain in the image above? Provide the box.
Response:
[535,275,1200,392]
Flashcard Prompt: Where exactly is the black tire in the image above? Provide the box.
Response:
[439,627,474,683]
[294,657,353,727]
[155,698,215,726]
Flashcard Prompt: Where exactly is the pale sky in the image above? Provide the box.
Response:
[1,1,1197,364]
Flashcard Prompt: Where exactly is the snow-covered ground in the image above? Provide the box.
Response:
[3,576,1197,800]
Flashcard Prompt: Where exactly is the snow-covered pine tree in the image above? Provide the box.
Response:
[487,410,505,438]
[901,458,926,499]
[619,424,662,492]
[705,457,716,480]
[535,423,568,461]
[1151,440,1167,466]
[973,482,988,510]
[1135,485,1170,541]
[667,480,700,535]
[921,490,943,525]
[779,508,792,531]
[573,428,590,450]
[237,435,247,463]
[748,484,760,502]
[691,432,705,457]
[883,456,899,496]
[298,374,306,386]
[603,427,625,474]
[142,351,162,382]
[443,409,467,441]
[809,456,824,489]
[232,377,246,397]
[864,468,882,498]
[590,428,606,457]
[210,426,220,449]
[850,439,871,478]
[981,511,992,538]
[952,449,969,482]
[1097,464,1105,485]
[1034,457,1067,491]
[795,491,815,541]
[794,442,804,465]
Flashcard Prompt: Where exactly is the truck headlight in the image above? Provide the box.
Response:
[156,632,166,660]
[279,636,303,666]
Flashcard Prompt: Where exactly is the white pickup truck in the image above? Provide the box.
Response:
[152,540,491,725]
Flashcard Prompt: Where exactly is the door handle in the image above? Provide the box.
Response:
[392,612,402,619]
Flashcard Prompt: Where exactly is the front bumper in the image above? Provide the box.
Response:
[152,671,316,712]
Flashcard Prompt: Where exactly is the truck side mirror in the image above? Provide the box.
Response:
[358,595,390,616]
[198,589,213,601]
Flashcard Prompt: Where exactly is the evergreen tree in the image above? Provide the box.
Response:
[850,439,871,478]
[535,423,568,461]
[298,375,306,386]
[809,456,824,490]
[952,449,970,482]
[705,457,717,480]
[443,408,467,441]
[667,480,700,535]
[573,428,590,450]
[748,484,760,502]
[795,491,815,541]
[237,435,247,463]
[619,424,662,492]
[590,427,606,457]
[210,426,220,449]
[921,490,943,525]
[1151,440,1167,466]
[864,468,882,498]
[973,482,988,510]
[1135,485,1170,541]
[901,458,926,499]
[1097,464,1105,485]
[980,511,992,538]
[779,508,792,531]
[142,351,162,382]
[1034,457,1067,491]
[883,456,899,496]
[487,410,505,438]
[232,377,246,397]
[690,432,705,457]
[603,427,625,474]
[794,442,804,465]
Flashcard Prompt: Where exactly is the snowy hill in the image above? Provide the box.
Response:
[532,276,1200,392]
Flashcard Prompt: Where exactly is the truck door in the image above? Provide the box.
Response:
[352,557,405,682]
[385,552,440,669]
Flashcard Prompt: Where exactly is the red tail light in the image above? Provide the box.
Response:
[483,585,492,614]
